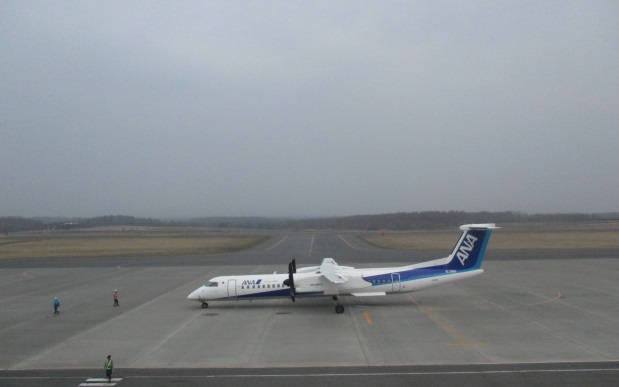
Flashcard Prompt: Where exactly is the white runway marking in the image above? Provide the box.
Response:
[338,235,358,250]
[79,377,122,386]
[308,234,315,257]
[265,235,288,251]
[118,367,619,379]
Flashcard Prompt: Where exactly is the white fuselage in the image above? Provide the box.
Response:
[187,259,484,303]
[187,224,497,311]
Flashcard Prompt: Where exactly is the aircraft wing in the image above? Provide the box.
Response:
[319,258,347,284]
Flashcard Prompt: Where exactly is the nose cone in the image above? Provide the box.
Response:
[187,287,202,300]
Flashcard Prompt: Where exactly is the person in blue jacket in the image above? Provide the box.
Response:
[53,297,60,314]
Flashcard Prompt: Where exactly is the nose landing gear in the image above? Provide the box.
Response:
[201,302,209,309]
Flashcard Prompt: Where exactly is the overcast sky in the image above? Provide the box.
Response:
[1,1,618,218]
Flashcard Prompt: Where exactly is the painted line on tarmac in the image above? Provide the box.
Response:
[265,235,288,251]
[308,234,315,257]
[0,266,130,305]
[1,366,617,382]
[406,294,483,347]
[506,291,563,309]
[0,270,35,286]
[361,311,373,325]
[338,235,358,250]
[127,311,203,367]
[120,367,619,379]
[79,377,122,386]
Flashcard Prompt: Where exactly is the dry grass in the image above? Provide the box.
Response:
[0,228,269,259]
[361,221,619,251]
[3,221,619,259]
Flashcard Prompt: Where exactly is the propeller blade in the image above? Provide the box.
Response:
[287,259,296,302]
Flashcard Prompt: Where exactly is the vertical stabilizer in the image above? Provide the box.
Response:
[445,224,498,271]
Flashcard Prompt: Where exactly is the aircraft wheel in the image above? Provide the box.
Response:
[201,302,208,309]
[335,304,344,314]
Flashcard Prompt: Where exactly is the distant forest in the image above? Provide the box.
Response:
[1,211,617,233]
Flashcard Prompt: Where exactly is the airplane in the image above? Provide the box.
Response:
[187,223,498,313]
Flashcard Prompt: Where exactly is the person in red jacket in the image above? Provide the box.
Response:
[113,290,119,307]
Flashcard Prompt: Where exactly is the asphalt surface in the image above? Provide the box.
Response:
[2,363,619,387]
[1,231,619,386]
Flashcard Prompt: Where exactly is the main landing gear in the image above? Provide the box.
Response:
[201,302,208,309]
[332,296,344,314]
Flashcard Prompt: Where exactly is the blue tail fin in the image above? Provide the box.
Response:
[445,224,498,271]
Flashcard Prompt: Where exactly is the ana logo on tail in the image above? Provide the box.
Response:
[456,234,478,266]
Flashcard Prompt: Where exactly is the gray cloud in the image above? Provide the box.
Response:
[2,1,618,217]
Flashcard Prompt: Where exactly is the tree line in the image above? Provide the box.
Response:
[1,211,616,234]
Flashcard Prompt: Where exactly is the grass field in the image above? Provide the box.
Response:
[0,228,269,259]
[361,221,619,251]
[2,221,618,259]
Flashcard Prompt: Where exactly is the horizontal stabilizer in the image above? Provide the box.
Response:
[460,223,500,231]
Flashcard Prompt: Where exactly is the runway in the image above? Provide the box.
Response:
[1,232,618,385]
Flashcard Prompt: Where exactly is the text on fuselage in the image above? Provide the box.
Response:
[241,279,262,286]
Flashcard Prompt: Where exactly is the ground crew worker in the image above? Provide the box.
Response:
[104,355,113,382]
[53,297,60,315]
[113,289,119,307]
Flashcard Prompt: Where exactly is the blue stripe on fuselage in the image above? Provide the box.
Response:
[236,289,290,299]
[363,265,471,287]
[364,267,440,286]
[363,228,492,286]
[235,289,324,299]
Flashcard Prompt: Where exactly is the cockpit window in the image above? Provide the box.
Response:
[207,282,218,287]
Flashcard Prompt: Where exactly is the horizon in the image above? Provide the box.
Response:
[5,210,617,222]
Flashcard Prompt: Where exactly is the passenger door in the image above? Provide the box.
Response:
[227,279,237,298]
[391,273,401,292]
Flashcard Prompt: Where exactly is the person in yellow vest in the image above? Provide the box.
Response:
[104,355,113,382]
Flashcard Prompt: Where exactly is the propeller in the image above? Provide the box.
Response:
[282,258,296,302]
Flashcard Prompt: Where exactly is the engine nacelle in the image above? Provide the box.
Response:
[293,273,323,293]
